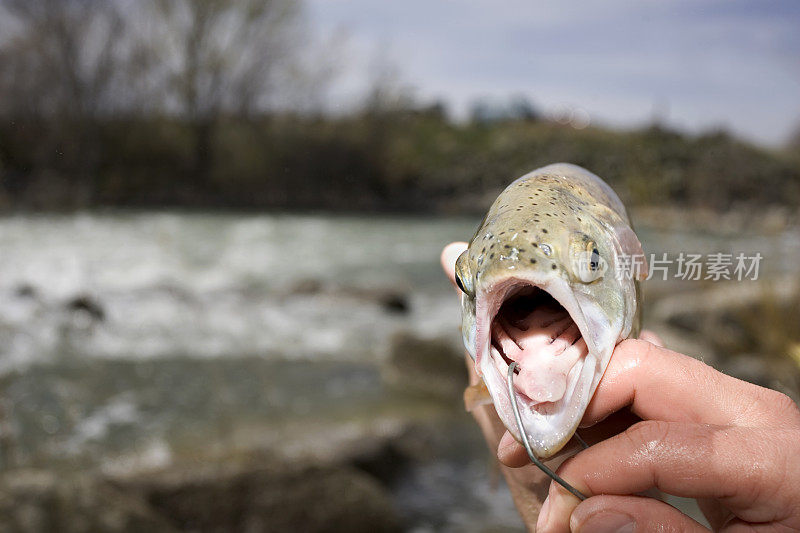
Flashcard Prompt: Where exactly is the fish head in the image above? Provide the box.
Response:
[457,166,643,458]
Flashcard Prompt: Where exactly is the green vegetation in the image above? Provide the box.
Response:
[1,111,798,212]
[0,0,797,213]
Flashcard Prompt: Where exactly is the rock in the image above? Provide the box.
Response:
[0,459,402,532]
[287,282,411,314]
[343,288,411,314]
[651,277,799,325]
[643,325,719,367]
[649,280,800,402]
[380,293,410,314]
[719,353,774,389]
[65,295,105,322]
[348,423,438,484]
[119,459,400,533]
[14,285,37,299]
[288,278,325,295]
[383,332,467,400]
[0,470,175,533]
[719,354,800,402]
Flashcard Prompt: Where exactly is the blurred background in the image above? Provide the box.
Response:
[0,0,798,531]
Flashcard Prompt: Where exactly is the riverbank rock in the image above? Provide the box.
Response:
[288,278,325,295]
[383,332,467,401]
[284,282,412,315]
[647,279,800,402]
[118,458,400,533]
[347,422,440,484]
[0,459,401,533]
[0,470,175,533]
[65,295,105,322]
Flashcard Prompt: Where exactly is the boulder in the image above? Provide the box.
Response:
[0,470,175,533]
[118,459,400,533]
[383,332,467,401]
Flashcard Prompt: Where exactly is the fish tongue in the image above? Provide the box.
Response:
[505,304,587,404]
[515,350,568,403]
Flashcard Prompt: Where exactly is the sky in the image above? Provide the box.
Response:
[306,0,800,147]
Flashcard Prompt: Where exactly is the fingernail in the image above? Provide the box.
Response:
[573,511,634,533]
[536,495,551,532]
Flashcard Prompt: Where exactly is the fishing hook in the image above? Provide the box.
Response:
[506,362,587,501]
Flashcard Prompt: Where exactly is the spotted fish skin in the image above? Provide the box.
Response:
[455,163,645,458]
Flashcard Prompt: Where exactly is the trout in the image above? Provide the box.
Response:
[456,163,646,458]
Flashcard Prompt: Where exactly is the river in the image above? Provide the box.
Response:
[1,211,798,530]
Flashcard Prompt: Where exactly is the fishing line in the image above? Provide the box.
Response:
[506,362,587,501]
[573,431,589,450]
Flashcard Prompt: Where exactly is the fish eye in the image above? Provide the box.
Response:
[589,247,600,271]
[455,272,468,293]
[570,236,605,283]
[454,250,474,295]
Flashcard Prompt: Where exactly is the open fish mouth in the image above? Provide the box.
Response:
[475,277,611,457]
[490,286,587,407]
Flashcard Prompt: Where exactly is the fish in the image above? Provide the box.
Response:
[456,163,646,458]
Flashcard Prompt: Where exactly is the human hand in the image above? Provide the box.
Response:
[442,242,800,532]
[522,336,800,532]
[441,242,653,529]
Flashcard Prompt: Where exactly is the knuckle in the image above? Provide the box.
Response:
[771,391,800,422]
[552,456,588,495]
[622,337,650,356]
[737,433,783,500]
[756,388,800,425]
[616,338,649,370]
[625,419,672,451]
[633,338,655,364]
[554,454,577,478]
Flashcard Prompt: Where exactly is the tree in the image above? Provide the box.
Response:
[147,0,304,189]
[507,94,539,122]
[787,121,800,154]
[0,0,149,203]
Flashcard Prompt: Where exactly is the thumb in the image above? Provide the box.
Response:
[570,495,708,532]
[440,242,467,290]
[638,329,664,348]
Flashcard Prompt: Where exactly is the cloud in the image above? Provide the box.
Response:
[307,0,800,146]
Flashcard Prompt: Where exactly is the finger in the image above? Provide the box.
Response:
[498,431,589,470]
[498,430,529,467]
[499,408,641,468]
[464,353,479,386]
[544,422,796,526]
[638,329,663,347]
[440,242,467,291]
[697,498,734,531]
[464,356,551,526]
[581,338,782,428]
[568,495,709,533]
[464,356,515,454]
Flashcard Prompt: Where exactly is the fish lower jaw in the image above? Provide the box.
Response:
[481,347,590,458]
